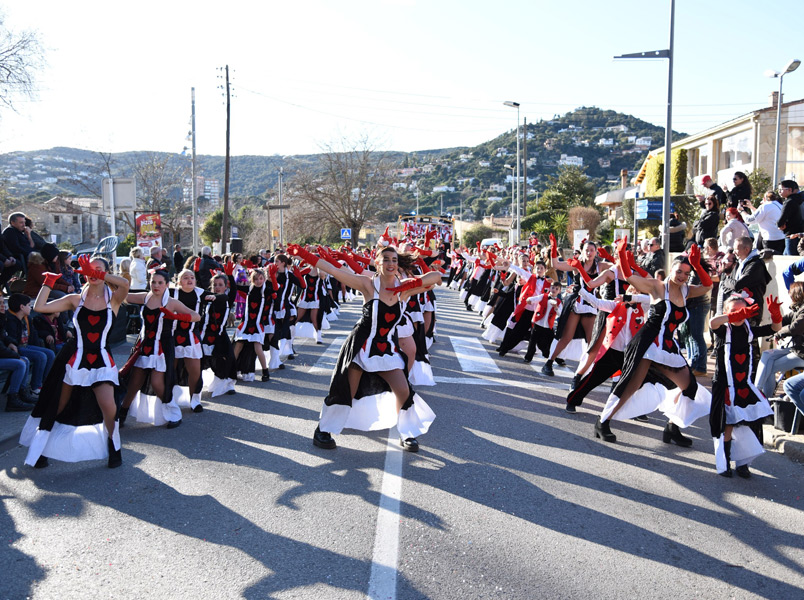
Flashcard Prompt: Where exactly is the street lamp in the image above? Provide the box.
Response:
[504,164,515,225]
[503,100,520,245]
[767,58,801,185]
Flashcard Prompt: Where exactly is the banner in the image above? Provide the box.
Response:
[135,212,163,249]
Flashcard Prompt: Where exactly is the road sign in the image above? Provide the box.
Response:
[340,228,352,239]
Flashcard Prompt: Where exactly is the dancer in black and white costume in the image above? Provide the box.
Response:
[171,268,209,413]
[21,255,129,468]
[200,268,238,397]
[287,244,441,452]
[232,268,274,382]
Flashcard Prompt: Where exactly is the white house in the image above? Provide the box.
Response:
[393,182,408,190]
[559,154,584,167]
[606,125,629,133]
[635,136,653,148]
[478,160,491,168]
[432,185,455,193]
[598,138,615,147]
[489,184,507,193]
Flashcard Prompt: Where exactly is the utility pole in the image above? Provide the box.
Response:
[278,167,284,247]
[191,87,198,256]
[522,117,528,241]
[221,65,231,250]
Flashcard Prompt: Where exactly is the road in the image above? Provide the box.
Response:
[1,286,803,600]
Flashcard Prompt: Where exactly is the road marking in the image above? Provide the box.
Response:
[525,357,576,380]
[309,336,347,374]
[367,428,403,600]
[448,336,501,373]
[434,375,567,392]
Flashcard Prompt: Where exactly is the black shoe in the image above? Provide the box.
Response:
[313,426,336,449]
[226,389,237,395]
[633,414,649,423]
[523,355,533,364]
[565,404,577,414]
[662,422,692,447]
[735,464,751,479]
[192,404,204,413]
[555,358,566,367]
[594,417,617,442]
[541,362,554,377]
[107,436,122,469]
[34,456,49,469]
[569,374,581,391]
[261,369,270,382]
[167,419,182,429]
[400,437,420,452]
[5,392,31,412]
[18,389,36,405]
[719,467,733,478]
[278,364,285,370]
[118,406,129,428]
[287,353,296,360]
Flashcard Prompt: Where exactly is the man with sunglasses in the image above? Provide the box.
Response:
[776,180,804,255]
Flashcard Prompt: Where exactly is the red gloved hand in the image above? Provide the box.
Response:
[223,261,236,276]
[727,303,760,324]
[286,244,320,267]
[351,253,370,266]
[597,246,616,263]
[626,250,650,278]
[414,257,432,274]
[293,266,308,289]
[317,246,342,268]
[341,253,364,274]
[242,259,257,269]
[476,241,481,252]
[767,295,784,324]
[566,258,591,284]
[267,263,279,289]
[614,236,632,279]
[160,306,193,322]
[549,233,558,258]
[42,272,62,289]
[75,254,107,281]
[386,277,423,294]
[193,257,202,272]
[687,243,712,287]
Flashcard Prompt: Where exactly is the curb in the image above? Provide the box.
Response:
[764,428,804,464]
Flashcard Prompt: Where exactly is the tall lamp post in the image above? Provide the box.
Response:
[504,164,515,241]
[503,101,520,245]
[767,59,801,185]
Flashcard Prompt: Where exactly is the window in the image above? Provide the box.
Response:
[53,215,60,224]
[718,130,752,170]
[786,126,804,183]
[72,215,78,224]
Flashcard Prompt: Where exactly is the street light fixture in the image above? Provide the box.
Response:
[767,58,801,185]
[504,164,515,226]
[503,101,521,245]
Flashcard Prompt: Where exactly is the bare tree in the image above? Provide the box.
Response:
[0,12,44,111]
[128,153,189,248]
[292,135,392,242]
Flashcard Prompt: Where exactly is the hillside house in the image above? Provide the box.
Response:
[421,164,435,174]
[559,154,584,167]
[606,125,629,133]
[635,137,653,149]
[432,185,455,193]
[456,177,476,185]
[598,138,614,147]
[393,182,408,190]
[495,147,509,157]
[489,184,507,193]
[20,196,111,249]
[478,160,491,168]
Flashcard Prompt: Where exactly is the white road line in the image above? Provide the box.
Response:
[309,336,347,374]
[367,428,403,600]
[448,336,501,373]
[434,375,567,392]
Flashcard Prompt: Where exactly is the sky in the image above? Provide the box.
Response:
[1,0,802,158]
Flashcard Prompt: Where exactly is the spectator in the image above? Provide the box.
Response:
[129,247,147,291]
[721,236,771,323]
[146,246,163,289]
[119,257,132,285]
[703,238,725,318]
[756,281,804,398]
[686,253,716,377]
[719,208,752,251]
[665,212,687,252]
[23,251,73,298]
[740,190,784,254]
[33,310,72,353]
[697,174,727,207]
[655,269,666,282]
[173,244,185,276]
[0,236,20,291]
[1,212,35,268]
[58,251,81,291]
[160,247,172,274]
[5,293,55,397]
[724,171,752,209]
[693,197,720,246]
[776,180,804,255]
[0,293,34,411]
[642,237,665,276]
[24,217,47,251]
[195,245,222,290]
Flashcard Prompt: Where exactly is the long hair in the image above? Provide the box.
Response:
[377,246,416,272]
[791,282,804,308]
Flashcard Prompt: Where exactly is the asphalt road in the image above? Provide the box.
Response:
[1,287,803,600]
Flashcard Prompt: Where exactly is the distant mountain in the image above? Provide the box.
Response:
[0,107,681,220]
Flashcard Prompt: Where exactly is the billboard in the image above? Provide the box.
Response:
[135,212,162,249]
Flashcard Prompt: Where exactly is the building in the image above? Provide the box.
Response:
[598,138,615,147]
[183,176,221,206]
[20,196,111,250]
[559,154,584,167]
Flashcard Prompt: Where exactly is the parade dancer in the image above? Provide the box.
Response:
[120,269,200,429]
[21,256,129,468]
[497,261,549,357]
[232,268,273,382]
[171,267,209,413]
[522,280,563,363]
[288,244,440,452]
[596,240,712,444]
[200,269,238,397]
[269,255,303,366]
[295,258,324,343]
[709,295,781,477]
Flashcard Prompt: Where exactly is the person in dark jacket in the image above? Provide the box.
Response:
[5,293,55,395]
[195,246,222,290]
[719,237,772,321]
[693,198,720,246]
[776,180,804,255]
[0,293,35,411]
[724,171,752,209]
[642,238,665,275]
[666,212,687,252]
[1,212,35,269]
[173,244,185,277]
[755,281,804,398]
[698,174,727,206]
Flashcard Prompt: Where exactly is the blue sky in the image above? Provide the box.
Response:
[1,0,801,157]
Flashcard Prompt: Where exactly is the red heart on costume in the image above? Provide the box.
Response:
[143,346,153,354]
[247,327,255,334]
[384,313,395,323]
[735,372,746,382]
[210,324,218,331]
[208,336,216,343]
[146,315,156,324]
[408,300,416,308]
[88,315,100,326]
[674,311,684,320]
[668,323,677,332]
[147,331,156,339]
[249,313,257,320]
[737,388,750,399]
[379,328,389,337]
[735,354,746,365]
[87,332,100,343]
[176,335,186,344]
[251,302,258,309]
[665,339,673,349]
[212,313,221,320]
[181,321,190,329]
[86,353,97,364]
[376,342,388,353]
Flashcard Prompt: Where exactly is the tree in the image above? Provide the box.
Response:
[462,224,494,248]
[200,208,223,247]
[0,13,43,111]
[129,153,189,248]
[528,164,596,217]
[748,167,773,203]
[291,135,392,243]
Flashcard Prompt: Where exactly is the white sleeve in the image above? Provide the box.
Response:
[579,287,616,312]
[507,264,531,281]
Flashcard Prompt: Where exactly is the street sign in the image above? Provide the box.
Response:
[340,228,351,239]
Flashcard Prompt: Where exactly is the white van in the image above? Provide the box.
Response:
[480,237,503,249]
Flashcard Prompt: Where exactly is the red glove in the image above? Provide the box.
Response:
[340,253,364,274]
[351,253,370,266]
[476,241,481,252]
[267,263,279,290]
[597,246,616,263]
[687,243,712,287]
[160,307,193,322]
[727,303,760,323]
[767,295,783,324]
[223,261,236,276]
[42,272,62,289]
[549,233,558,258]
[626,251,649,278]
[566,258,591,284]
[293,266,308,289]
[386,277,423,294]
[286,244,320,267]
[615,236,632,279]
[242,259,257,269]
[317,246,342,268]
[193,257,202,272]
[486,250,498,264]
[75,254,107,281]
[414,257,432,274]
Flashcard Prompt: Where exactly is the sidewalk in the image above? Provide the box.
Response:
[0,335,137,455]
